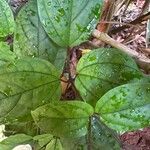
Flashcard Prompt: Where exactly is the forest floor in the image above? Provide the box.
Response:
[4,0,150,150]
[110,0,150,149]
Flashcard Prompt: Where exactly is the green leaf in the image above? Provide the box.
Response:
[95,83,150,133]
[75,48,142,106]
[0,42,16,65]
[0,42,10,51]
[0,58,61,123]
[34,134,63,150]
[0,134,32,150]
[88,116,121,150]
[46,138,63,150]
[130,76,150,84]
[5,121,37,136]
[62,115,121,150]
[14,0,66,71]
[62,136,87,150]
[37,0,104,47]
[0,0,15,38]
[33,134,54,149]
[31,101,94,138]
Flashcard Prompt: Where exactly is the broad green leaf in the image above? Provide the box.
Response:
[62,115,121,150]
[0,42,10,51]
[75,48,142,106]
[0,0,15,38]
[46,138,63,150]
[95,83,150,133]
[0,134,32,150]
[0,58,61,123]
[0,42,16,65]
[130,76,150,84]
[31,101,94,138]
[62,136,87,150]
[37,0,104,47]
[5,121,37,136]
[14,0,66,71]
[88,116,121,150]
[33,134,53,148]
[34,135,63,150]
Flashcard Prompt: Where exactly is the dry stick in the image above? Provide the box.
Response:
[92,30,150,69]
[140,0,150,14]
[110,12,150,34]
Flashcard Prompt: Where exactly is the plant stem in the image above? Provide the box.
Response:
[87,116,92,150]
[64,47,83,100]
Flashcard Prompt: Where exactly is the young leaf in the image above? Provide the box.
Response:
[0,58,61,123]
[0,0,15,38]
[46,138,63,150]
[5,121,37,136]
[62,136,87,150]
[95,83,150,133]
[75,48,142,106]
[37,0,104,47]
[88,115,121,150]
[130,76,150,84]
[62,115,121,150]
[33,134,53,148]
[31,101,94,138]
[14,0,66,71]
[0,134,32,150]
[0,42,16,65]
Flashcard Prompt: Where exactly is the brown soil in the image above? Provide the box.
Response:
[121,128,150,150]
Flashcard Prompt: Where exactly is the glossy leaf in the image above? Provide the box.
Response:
[0,134,32,150]
[46,138,63,150]
[31,101,94,138]
[88,116,121,150]
[62,115,121,150]
[0,0,15,38]
[14,0,66,71]
[0,58,61,123]
[95,83,150,133]
[37,0,104,47]
[75,48,142,106]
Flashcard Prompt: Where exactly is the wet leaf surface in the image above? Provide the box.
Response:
[0,58,61,123]
[95,83,150,133]
[31,101,94,138]
[75,48,142,106]
[37,0,104,47]
[14,0,66,71]
[62,115,121,150]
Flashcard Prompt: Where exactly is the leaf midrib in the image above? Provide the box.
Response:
[0,79,59,101]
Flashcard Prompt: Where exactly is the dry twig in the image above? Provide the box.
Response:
[92,29,150,71]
